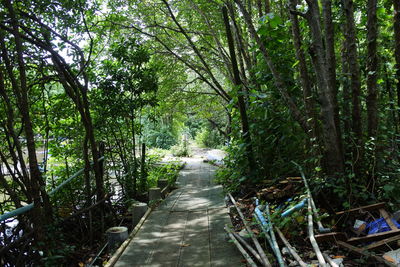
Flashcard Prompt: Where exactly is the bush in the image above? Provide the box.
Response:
[170,138,191,157]
[146,127,177,149]
[147,161,183,188]
[195,127,224,148]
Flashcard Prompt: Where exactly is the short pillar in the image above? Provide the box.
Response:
[157,179,168,190]
[106,226,128,250]
[149,187,161,202]
[131,202,148,227]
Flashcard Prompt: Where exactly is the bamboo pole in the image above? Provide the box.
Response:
[275,227,307,267]
[232,231,263,265]
[322,253,339,267]
[228,193,271,267]
[225,225,258,267]
[307,197,327,266]
[265,204,286,266]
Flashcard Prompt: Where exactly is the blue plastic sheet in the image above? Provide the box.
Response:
[367,217,400,235]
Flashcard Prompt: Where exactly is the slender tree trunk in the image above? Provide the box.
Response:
[264,0,270,14]
[366,0,378,138]
[222,6,257,174]
[140,143,146,192]
[342,0,363,176]
[130,113,137,197]
[234,0,310,136]
[393,0,400,124]
[4,0,53,241]
[341,38,352,156]
[303,0,344,175]
[385,65,397,133]
[257,0,263,17]
[322,0,343,156]
[288,0,317,142]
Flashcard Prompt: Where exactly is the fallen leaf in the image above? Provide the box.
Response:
[332,255,346,259]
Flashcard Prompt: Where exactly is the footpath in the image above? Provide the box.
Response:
[114,156,243,267]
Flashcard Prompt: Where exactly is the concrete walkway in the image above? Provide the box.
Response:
[115,157,243,267]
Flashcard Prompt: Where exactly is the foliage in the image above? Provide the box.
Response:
[146,125,177,149]
[170,137,191,157]
[147,161,183,188]
[195,127,225,148]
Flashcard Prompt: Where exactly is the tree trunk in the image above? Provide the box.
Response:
[342,0,363,176]
[234,0,310,136]
[366,0,378,138]
[303,0,344,175]
[341,37,352,157]
[322,0,343,156]
[393,0,400,124]
[288,0,317,143]
[222,6,257,174]
[3,0,53,248]
[264,0,270,14]
[140,142,147,192]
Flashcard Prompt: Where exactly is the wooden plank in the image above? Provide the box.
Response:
[379,208,398,231]
[363,234,400,251]
[315,232,347,242]
[347,229,400,244]
[336,202,386,216]
[337,241,396,267]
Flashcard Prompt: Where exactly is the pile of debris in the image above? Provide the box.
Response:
[226,170,400,266]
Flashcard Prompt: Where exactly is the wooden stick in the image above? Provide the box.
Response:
[335,202,386,216]
[232,231,264,265]
[275,227,307,267]
[228,193,271,267]
[322,253,339,267]
[225,225,258,267]
[307,198,327,266]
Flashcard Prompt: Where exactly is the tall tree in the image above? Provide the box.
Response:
[294,0,344,175]
[222,6,256,174]
[342,0,363,176]
[366,0,379,138]
[394,0,400,123]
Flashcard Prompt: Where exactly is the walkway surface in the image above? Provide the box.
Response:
[115,156,243,267]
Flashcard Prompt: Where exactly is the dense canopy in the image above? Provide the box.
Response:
[0,0,400,265]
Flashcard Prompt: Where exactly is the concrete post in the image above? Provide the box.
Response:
[131,202,148,227]
[106,226,128,250]
[149,187,161,202]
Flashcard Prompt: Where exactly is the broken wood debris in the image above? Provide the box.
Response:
[226,170,400,267]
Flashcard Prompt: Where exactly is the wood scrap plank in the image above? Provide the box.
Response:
[336,241,396,267]
[347,229,400,244]
[379,208,398,231]
[363,234,400,251]
[336,202,386,216]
